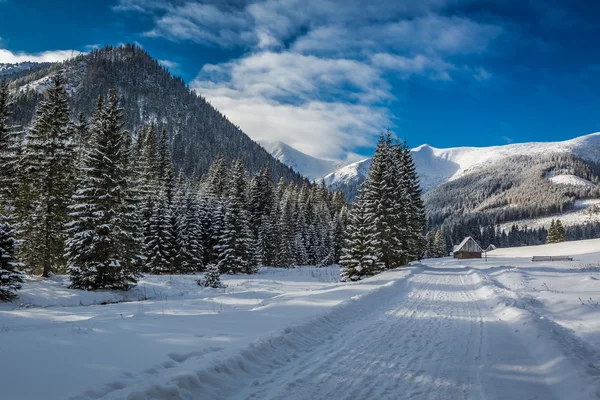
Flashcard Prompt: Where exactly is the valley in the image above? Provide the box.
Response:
[2,4,600,397]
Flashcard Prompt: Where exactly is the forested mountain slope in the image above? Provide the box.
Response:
[4,44,305,183]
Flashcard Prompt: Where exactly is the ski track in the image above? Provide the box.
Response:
[87,265,600,400]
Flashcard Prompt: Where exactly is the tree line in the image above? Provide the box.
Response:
[0,78,348,299]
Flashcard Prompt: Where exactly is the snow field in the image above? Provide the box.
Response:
[1,240,600,399]
[0,266,412,400]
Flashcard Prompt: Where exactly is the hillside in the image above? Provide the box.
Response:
[4,45,305,183]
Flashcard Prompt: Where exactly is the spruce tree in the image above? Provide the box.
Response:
[400,140,426,260]
[340,190,383,281]
[203,154,229,199]
[198,194,220,266]
[434,229,446,257]
[0,81,23,300]
[66,89,138,290]
[201,264,222,288]
[0,212,22,300]
[145,189,174,274]
[73,112,90,156]
[362,134,403,269]
[424,231,435,258]
[172,178,203,273]
[320,210,345,266]
[249,167,278,266]
[547,220,557,244]
[216,157,256,274]
[554,219,566,243]
[276,184,296,268]
[19,76,75,276]
[140,122,161,268]
[0,81,21,205]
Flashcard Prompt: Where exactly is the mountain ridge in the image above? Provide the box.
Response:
[318,132,600,198]
[4,45,306,185]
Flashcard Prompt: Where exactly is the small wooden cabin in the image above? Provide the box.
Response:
[453,237,483,259]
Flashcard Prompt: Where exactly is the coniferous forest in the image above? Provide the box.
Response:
[0,77,353,299]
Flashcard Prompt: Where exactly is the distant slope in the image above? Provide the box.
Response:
[548,174,595,187]
[323,133,600,201]
[259,140,344,181]
[412,133,600,184]
[323,158,371,200]
[6,45,305,184]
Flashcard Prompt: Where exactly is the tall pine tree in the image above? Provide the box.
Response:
[19,76,75,276]
[66,89,139,290]
[0,81,22,300]
[340,189,383,281]
[216,157,256,274]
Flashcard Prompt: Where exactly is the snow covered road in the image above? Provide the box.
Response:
[3,242,600,400]
[205,267,598,400]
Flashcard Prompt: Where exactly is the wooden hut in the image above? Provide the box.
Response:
[453,237,483,259]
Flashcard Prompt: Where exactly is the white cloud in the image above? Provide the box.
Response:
[116,0,501,159]
[292,14,502,57]
[192,51,391,159]
[196,52,390,102]
[474,67,492,81]
[143,2,253,47]
[112,0,171,13]
[0,48,82,64]
[158,59,178,69]
[198,93,389,160]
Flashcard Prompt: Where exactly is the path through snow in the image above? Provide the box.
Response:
[207,267,598,400]
[95,265,599,399]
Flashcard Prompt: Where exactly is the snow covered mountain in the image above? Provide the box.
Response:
[323,132,600,198]
[259,140,346,181]
[411,133,600,186]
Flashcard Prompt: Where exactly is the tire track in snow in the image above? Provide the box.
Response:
[89,265,597,400]
[234,269,491,400]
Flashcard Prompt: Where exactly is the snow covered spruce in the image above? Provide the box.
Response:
[0,77,350,298]
[340,133,426,281]
[0,80,23,300]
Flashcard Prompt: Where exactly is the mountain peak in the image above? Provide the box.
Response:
[259,140,346,181]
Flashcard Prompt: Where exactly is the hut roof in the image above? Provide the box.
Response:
[453,236,483,253]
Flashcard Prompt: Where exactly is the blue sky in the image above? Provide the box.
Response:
[1,0,600,161]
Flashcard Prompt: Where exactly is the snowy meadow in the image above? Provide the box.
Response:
[2,239,600,399]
